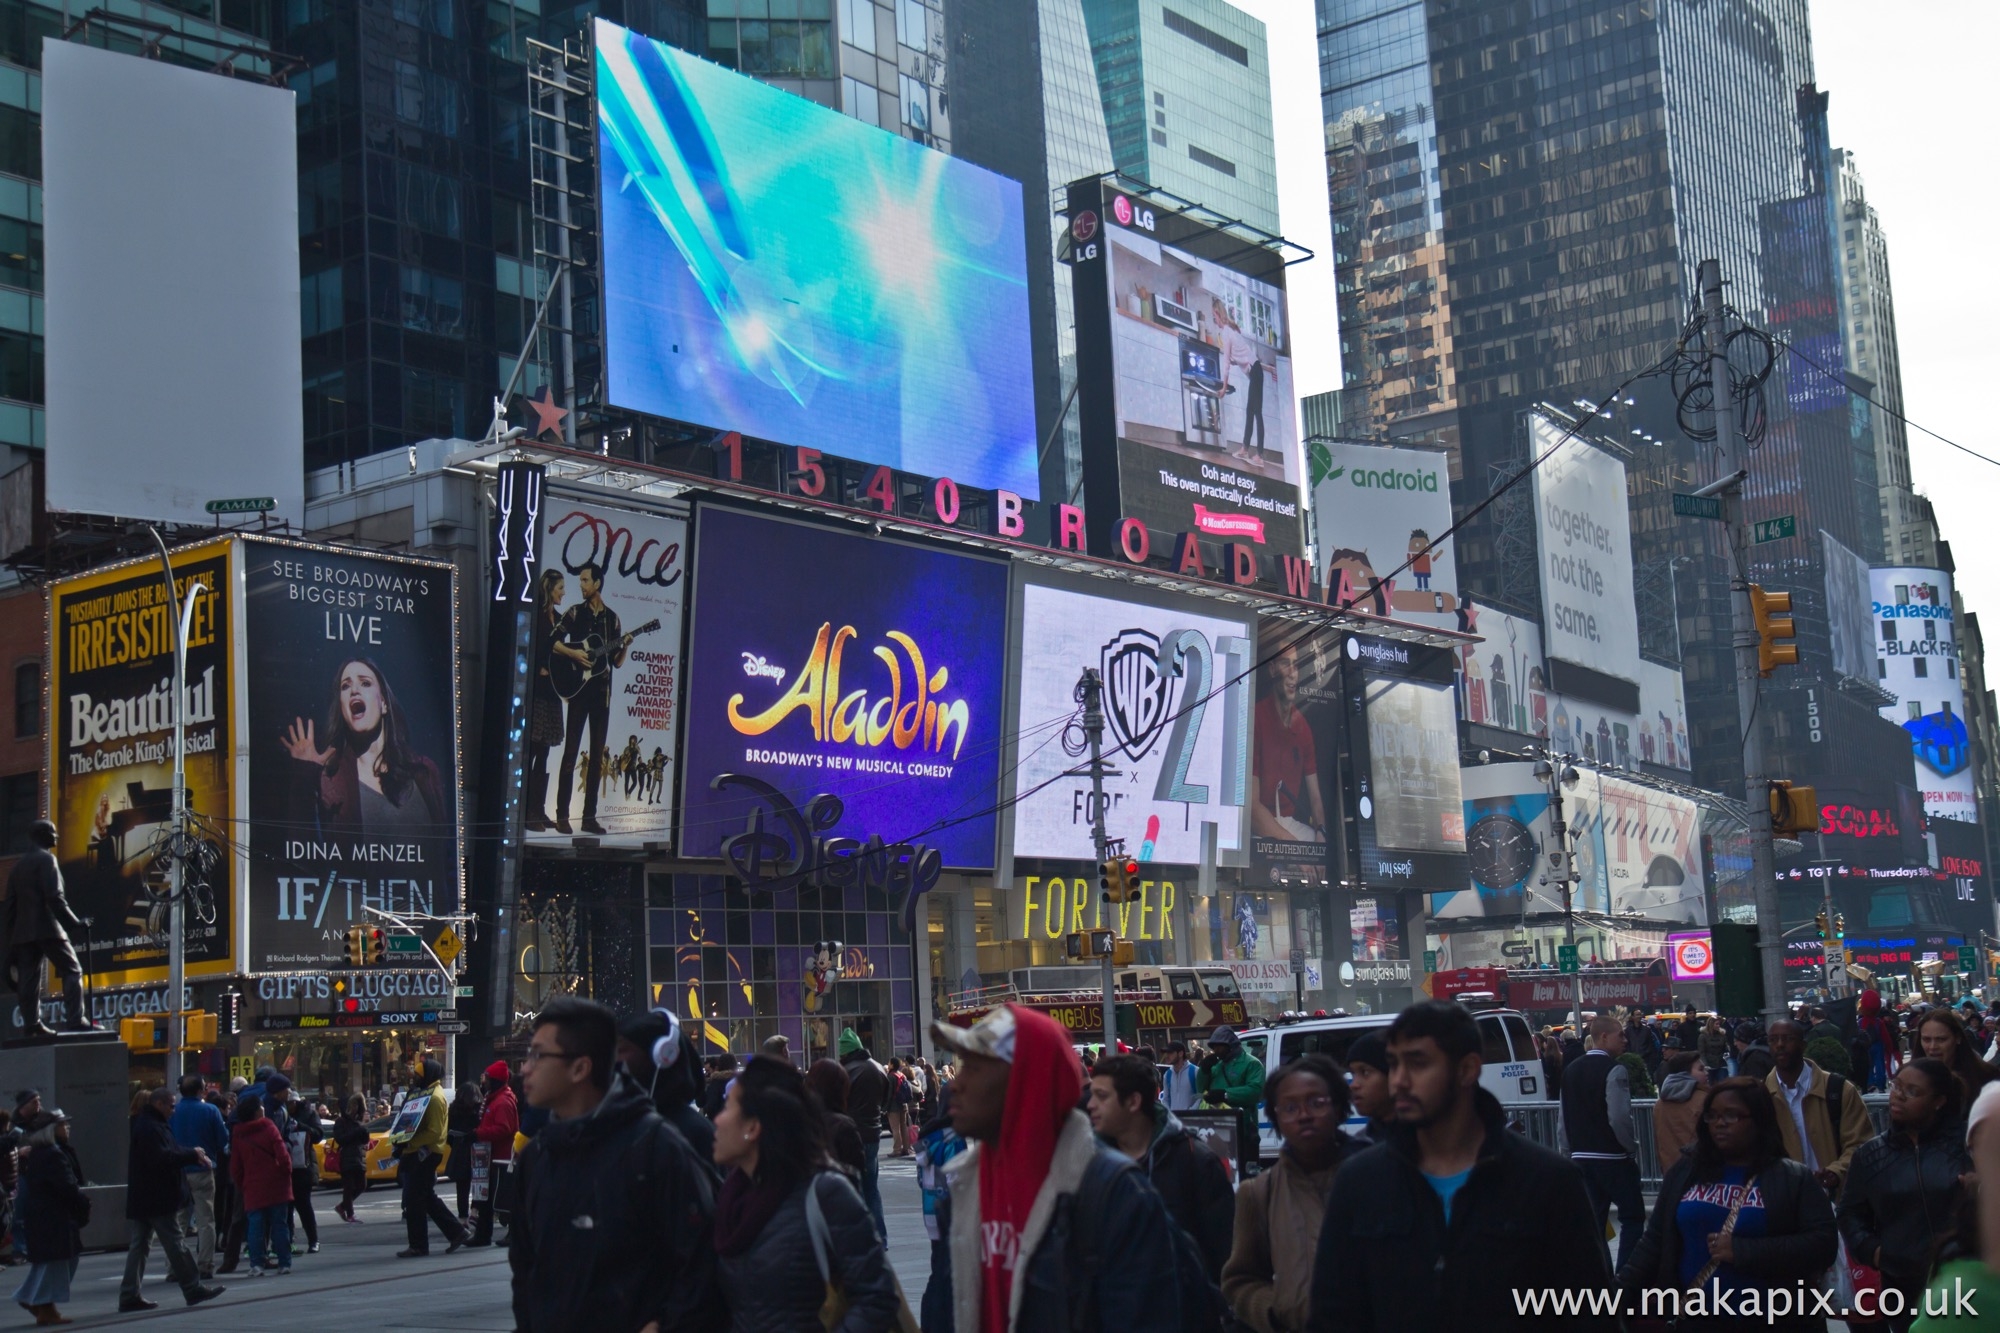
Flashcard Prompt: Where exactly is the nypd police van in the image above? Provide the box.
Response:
[1238,1005,1544,1159]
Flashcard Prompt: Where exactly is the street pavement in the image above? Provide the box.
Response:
[18,1154,934,1328]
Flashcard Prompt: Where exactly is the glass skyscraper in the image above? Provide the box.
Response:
[1080,0,1277,234]
[1317,0,1903,803]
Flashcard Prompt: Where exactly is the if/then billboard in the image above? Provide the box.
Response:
[242,539,462,972]
[681,507,1009,869]
[594,19,1038,497]
[49,540,239,988]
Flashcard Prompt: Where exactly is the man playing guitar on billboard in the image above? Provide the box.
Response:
[552,562,625,835]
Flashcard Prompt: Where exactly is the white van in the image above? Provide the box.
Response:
[1238,1006,1545,1159]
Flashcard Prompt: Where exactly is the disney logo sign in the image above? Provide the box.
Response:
[740,652,786,681]
[712,772,942,930]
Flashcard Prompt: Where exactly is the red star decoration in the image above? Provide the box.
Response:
[523,385,568,439]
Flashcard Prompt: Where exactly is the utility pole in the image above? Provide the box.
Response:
[149,529,206,1087]
[1701,257,1788,1024]
[1078,667,1117,1051]
[1538,751,1586,1033]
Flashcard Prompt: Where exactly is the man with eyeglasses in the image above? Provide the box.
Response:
[1087,1053,1233,1283]
[508,997,723,1333]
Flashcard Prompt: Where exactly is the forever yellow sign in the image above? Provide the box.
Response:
[1016,875,1177,942]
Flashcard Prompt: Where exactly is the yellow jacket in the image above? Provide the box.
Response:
[392,1080,451,1157]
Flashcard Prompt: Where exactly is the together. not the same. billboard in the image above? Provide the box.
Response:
[523,498,689,845]
[1531,416,1640,684]
[242,539,460,972]
[48,540,238,987]
[1874,567,1976,824]
[595,19,1037,496]
[681,507,1009,869]
[1011,577,1253,866]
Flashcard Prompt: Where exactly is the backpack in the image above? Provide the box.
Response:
[1069,1152,1229,1333]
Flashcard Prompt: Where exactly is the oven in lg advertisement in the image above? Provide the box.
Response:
[681,506,1009,870]
[1010,575,1253,866]
[524,498,688,845]
[48,539,238,987]
[241,539,461,972]
[1341,636,1466,890]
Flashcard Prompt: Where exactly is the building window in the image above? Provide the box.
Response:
[299,162,341,236]
[1161,7,1248,65]
[0,2,65,69]
[896,0,923,49]
[302,367,346,442]
[900,73,929,131]
[398,266,465,338]
[0,329,41,402]
[0,103,37,179]
[401,366,466,439]
[292,61,340,132]
[1909,700,1923,721]
[1948,659,1958,679]
[1914,657,1928,678]
[838,0,874,53]
[0,216,40,293]
[0,772,34,856]
[301,265,343,337]
[842,75,881,127]
[392,0,453,35]
[393,60,462,137]
[1152,128,1167,146]
[1881,621,1897,643]
[1188,144,1237,177]
[396,161,462,238]
[13,660,37,737]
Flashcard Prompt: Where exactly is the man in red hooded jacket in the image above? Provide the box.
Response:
[467,1060,518,1247]
[931,1004,1181,1333]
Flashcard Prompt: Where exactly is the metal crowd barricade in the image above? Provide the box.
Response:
[1506,1092,1893,1191]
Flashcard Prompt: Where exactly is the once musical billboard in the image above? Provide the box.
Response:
[595,20,1037,495]
[48,540,239,987]
[523,498,689,846]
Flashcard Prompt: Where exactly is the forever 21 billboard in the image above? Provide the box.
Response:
[241,538,461,972]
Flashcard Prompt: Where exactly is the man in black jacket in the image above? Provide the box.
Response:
[1309,1001,1615,1332]
[1087,1053,1233,1282]
[509,997,722,1333]
[2,821,97,1038]
[120,1087,226,1311]
[1562,1014,1644,1270]
[838,1026,890,1241]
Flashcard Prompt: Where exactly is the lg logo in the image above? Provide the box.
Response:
[1112,194,1156,232]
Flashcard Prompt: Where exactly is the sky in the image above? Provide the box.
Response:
[1240,0,2000,623]
[1811,0,2000,620]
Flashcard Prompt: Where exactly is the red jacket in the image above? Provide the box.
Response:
[474,1084,519,1164]
[229,1117,293,1212]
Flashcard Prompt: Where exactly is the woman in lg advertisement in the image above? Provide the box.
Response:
[282,656,446,835]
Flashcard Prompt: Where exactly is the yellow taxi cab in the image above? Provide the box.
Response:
[317,1115,452,1185]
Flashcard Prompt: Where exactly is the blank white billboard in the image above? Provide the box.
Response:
[43,43,302,527]
[1531,415,1640,684]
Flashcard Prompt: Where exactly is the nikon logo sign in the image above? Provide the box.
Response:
[1325,464,1440,493]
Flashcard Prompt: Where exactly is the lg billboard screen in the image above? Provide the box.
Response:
[1068,179,1303,556]
[681,507,1009,869]
[595,20,1038,496]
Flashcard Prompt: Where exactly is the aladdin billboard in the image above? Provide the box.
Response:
[680,506,1008,870]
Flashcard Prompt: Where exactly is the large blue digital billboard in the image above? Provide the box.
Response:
[681,506,1008,869]
[595,19,1039,497]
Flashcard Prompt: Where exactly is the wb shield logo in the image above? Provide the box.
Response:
[1102,629,1179,761]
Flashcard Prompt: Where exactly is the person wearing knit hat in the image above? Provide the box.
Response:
[613,1010,714,1169]
[1344,1032,1394,1143]
[931,1005,1181,1332]
[464,1060,518,1247]
[836,1026,890,1243]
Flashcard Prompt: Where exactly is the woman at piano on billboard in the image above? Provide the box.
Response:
[280,656,446,836]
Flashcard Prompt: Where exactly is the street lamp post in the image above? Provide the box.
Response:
[1536,751,1586,1033]
[149,529,206,1087]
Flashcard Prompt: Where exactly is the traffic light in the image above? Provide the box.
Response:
[1099,856,1141,904]
[362,925,386,965]
[1067,928,1118,960]
[1814,911,1829,940]
[1768,780,1818,836]
[1750,585,1799,675]
[342,925,365,966]
[183,1011,217,1047]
